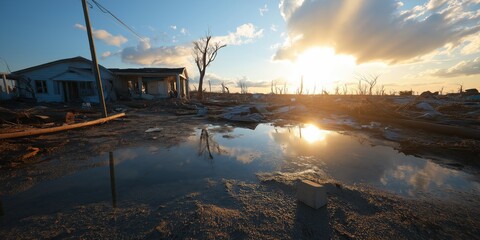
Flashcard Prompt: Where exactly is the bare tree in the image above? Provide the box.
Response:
[342,83,348,95]
[221,82,229,94]
[357,74,379,95]
[238,80,249,94]
[193,33,226,98]
[298,75,304,95]
[356,79,367,95]
[375,85,385,95]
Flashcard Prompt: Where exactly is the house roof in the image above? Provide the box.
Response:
[12,56,110,75]
[109,67,188,79]
[50,67,95,82]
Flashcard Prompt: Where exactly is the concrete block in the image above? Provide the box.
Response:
[296,180,327,209]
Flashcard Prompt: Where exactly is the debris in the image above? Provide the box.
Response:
[420,91,438,98]
[82,102,91,108]
[114,108,127,113]
[0,113,126,139]
[34,115,50,120]
[196,107,208,116]
[415,102,436,112]
[272,105,307,115]
[296,180,327,209]
[383,127,405,142]
[141,94,154,100]
[223,105,265,123]
[21,147,40,160]
[145,127,162,133]
[65,112,75,124]
[464,88,479,96]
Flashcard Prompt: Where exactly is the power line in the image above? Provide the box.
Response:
[88,0,145,41]
[0,57,12,73]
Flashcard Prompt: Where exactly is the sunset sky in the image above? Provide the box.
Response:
[1,0,479,94]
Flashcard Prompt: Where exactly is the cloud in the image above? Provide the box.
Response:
[170,25,177,30]
[275,0,480,63]
[431,57,480,77]
[180,28,188,35]
[235,76,270,88]
[119,24,261,68]
[270,24,278,32]
[191,73,270,89]
[259,4,268,16]
[101,51,112,59]
[460,34,480,55]
[121,38,190,67]
[213,23,263,45]
[75,23,128,47]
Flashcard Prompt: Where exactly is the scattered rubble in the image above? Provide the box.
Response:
[1,92,480,239]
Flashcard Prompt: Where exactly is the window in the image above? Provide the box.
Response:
[79,82,95,96]
[35,80,48,94]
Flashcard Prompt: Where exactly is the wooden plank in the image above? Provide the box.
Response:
[0,113,125,139]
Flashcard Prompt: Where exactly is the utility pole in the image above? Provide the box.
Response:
[82,0,108,117]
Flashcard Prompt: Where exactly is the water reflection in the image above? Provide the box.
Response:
[1,124,479,225]
[268,124,480,197]
[198,129,214,159]
[298,124,330,143]
[109,152,117,208]
[0,199,3,216]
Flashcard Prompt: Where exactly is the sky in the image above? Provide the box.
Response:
[1,0,479,94]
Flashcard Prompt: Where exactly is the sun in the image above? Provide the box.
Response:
[293,47,356,94]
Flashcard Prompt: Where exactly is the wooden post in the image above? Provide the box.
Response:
[82,0,108,118]
[2,73,9,94]
[109,152,117,208]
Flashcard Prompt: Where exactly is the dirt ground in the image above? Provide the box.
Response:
[1,94,480,239]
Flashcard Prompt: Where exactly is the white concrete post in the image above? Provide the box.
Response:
[176,74,181,99]
[138,76,143,95]
[186,78,189,99]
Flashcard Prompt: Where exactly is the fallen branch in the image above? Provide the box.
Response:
[0,113,126,139]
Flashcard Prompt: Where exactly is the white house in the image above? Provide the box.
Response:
[109,67,189,100]
[12,56,116,103]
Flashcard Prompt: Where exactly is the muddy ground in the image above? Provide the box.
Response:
[1,94,480,239]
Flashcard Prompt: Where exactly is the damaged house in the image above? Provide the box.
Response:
[11,56,189,103]
[12,56,116,103]
[109,68,189,100]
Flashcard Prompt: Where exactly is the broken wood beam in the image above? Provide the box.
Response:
[0,113,125,139]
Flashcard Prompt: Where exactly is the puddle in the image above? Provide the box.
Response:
[1,123,479,224]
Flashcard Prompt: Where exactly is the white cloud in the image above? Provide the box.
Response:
[259,4,268,16]
[170,25,177,30]
[119,24,261,68]
[278,0,304,20]
[121,38,191,67]
[432,57,480,77]
[460,35,480,55]
[75,23,128,47]
[270,24,278,32]
[192,73,270,89]
[213,23,263,46]
[75,23,86,31]
[101,51,112,59]
[180,28,188,35]
[275,0,480,64]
